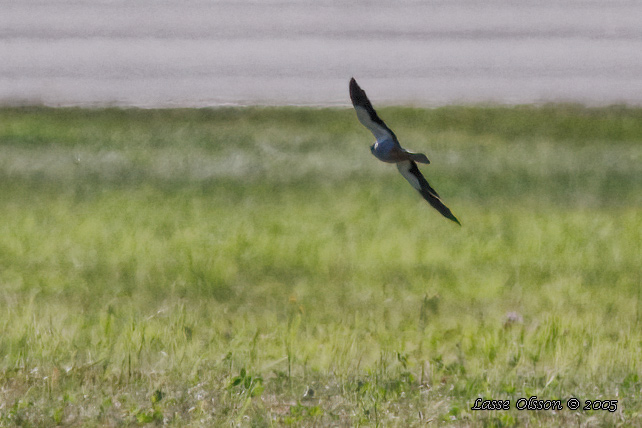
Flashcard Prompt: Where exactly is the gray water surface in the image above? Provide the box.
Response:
[2,0,642,107]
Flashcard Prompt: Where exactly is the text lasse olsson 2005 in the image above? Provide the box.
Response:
[471,397,618,412]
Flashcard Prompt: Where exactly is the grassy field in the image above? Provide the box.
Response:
[0,105,641,426]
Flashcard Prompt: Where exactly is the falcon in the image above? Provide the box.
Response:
[349,78,460,225]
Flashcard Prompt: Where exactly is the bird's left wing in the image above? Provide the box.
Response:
[349,78,398,143]
[396,160,461,225]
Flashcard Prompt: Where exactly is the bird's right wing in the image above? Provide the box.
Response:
[350,78,398,143]
[396,160,461,225]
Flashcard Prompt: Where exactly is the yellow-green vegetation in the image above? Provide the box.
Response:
[0,105,641,426]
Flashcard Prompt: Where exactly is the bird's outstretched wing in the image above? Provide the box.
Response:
[349,78,398,144]
[350,78,430,164]
[396,160,461,225]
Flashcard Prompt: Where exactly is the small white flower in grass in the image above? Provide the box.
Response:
[504,311,524,328]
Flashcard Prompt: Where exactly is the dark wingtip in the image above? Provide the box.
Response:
[439,205,461,226]
[349,77,368,107]
[421,190,462,226]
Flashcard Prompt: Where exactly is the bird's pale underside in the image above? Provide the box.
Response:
[349,77,460,225]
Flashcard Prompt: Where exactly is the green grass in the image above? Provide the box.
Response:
[0,105,641,426]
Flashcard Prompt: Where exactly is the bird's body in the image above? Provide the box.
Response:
[371,139,404,163]
[349,77,460,225]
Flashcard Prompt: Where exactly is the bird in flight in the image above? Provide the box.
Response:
[349,78,460,225]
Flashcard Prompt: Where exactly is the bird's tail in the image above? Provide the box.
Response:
[408,152,430,164]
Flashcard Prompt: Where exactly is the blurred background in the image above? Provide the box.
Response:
[2,0,642,107]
